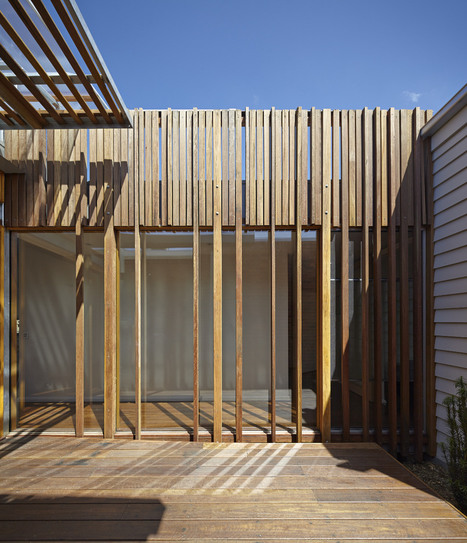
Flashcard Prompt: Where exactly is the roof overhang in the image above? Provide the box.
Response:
[0,0,132,129]
[420,84,467,139]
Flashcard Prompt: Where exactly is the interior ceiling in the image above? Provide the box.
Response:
[0,0,132,129]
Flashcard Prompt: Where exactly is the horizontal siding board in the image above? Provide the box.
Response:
[436,376,466,396]
[436,322,467,339]
[435,336,467,354]
[433,152,467,186]
[435,349,467,367]
[436,360,467,379]
[435,308,467,323]
[434,261,467,283]
[432,123,467,161]
[434,231,467,256]
[432,135,467,174]
[434,277,467,296]
[434,198,467,228]
[434,292,467,309]
[434,247,467,269]
[431,106,467,151]
[433,167,467,201]
[433,214,467,242]
[433,182,467,215]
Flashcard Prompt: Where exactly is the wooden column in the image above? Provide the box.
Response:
[296,107,303,442]
[193,108,200,441]
[320,109,332,443]
[104,130,117,439]
[10,232,17,430]
[235,109,243,442]
[270,108,277,442]
[0,174,4,438]
[213,110,222,442]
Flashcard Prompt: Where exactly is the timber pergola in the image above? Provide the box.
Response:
[0,0,132,129]
[3,107,436,462]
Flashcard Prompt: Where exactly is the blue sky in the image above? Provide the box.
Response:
[79,0,466,113]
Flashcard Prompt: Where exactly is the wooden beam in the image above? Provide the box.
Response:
[193,108,200,442]
[213,110,222,442]
[235,109,243,442]
[296,107,304,442]
[320,109,331,443]
[0,72,45,129]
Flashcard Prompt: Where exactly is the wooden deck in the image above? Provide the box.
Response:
[0,437,465,541]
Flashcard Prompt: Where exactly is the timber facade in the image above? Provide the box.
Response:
[1,107,435,459]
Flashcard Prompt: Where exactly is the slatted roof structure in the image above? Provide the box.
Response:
[0,0,132,129]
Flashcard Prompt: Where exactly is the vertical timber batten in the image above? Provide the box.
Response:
[134,109,142,440]
[235,109,243,442]
[270,107,277,442]
[320,109,331,443]
[213,110,222,442]
[193,108,199,441]
[296,107,303,442]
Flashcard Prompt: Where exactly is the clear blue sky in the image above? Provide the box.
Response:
[79,0,466,113]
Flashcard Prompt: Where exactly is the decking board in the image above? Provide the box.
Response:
[0,437,464,541]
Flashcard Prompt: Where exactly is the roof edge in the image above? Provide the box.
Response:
[420,84,467,138]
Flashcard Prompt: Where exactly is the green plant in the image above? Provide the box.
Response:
[442,376,467,513]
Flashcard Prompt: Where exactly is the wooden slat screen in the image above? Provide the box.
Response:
[3,107,433,455]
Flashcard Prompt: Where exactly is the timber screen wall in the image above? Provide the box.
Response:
[3,107,434,459]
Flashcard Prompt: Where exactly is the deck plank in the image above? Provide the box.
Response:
[0,437,464,541]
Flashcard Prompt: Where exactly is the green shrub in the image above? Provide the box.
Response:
[442,376,467,513]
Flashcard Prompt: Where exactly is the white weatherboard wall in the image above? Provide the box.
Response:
[430,100,467,461]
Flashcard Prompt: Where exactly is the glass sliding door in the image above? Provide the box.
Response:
[14,233,75,431]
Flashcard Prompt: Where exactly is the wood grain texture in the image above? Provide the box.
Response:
[193,109,199,441]
[235,109,243,442]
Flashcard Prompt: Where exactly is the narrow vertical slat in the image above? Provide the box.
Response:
[26,130,34,226]
[222,109,228,225]
[153,110,160,226]
[361,108,371,441]
[32,130,39,225]
[235,109,243,442]
[274,109,281,226]
[314,110,322,226]
[53,130,62,226]
[138,109,144,226]
[67,130,75,227]
[228,109,235,226]
[373,107,383,445]
[256,110,264,225]
[75,219,84,437]
[320,109,332,443]
[104,130,117,439]
[282,110,289,225]
[332,110,340,227]
[121,128,129,227]
[413,107,424,461]
[113,129,121,227]
[348,110,356,227]
[97,129,104,227]
[134,110,142,440]
[340,110,350,440]
[355,110,362,227]
[144,111,152,226]
[289,110,295,225]
[0,211,3,437]
[301,110,308,226]
[388,107,398,455]
[381,110,388,227]
[206,110,213,227]
[245,107,250,225]
[167,108,173,225]
[186,110,192,227]
[399,109,411,457]
[128,124,135,227]
[213,110,222,442]
[395,110,401,227]
[264,110,270,226]
[270,107,277,442]
[18,131,26,226]
[88,130,96,226]
[295,107,303,442]
[193,108,199,441]
[249,109,256,225]
[180,110,187,226]
[46,130,54,226]
[38,129,46,226]
[199,111,206,226]
[160,110,167,226]
[10,233,17,429]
